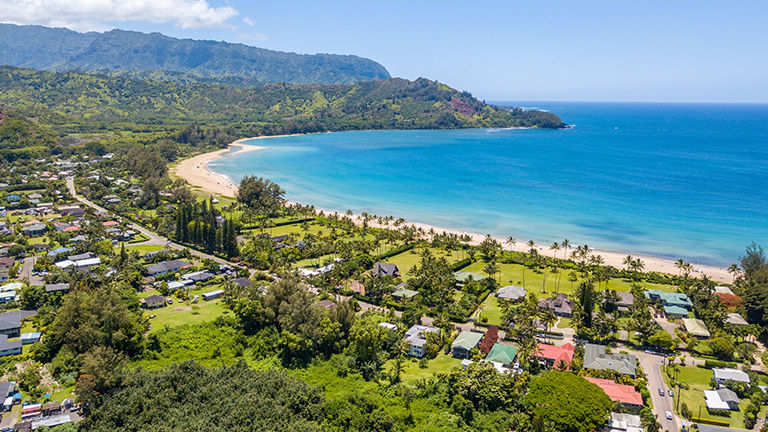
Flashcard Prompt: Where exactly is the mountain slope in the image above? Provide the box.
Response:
[0,24,390,85]
[0,66,565,133]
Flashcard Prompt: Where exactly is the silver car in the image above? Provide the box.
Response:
[665,411,673,420]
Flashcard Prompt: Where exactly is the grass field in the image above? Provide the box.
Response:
[460,261,672,299]
[122,244,166,254]
[145,299,229,334]
[478,295,505,326]
[383,352,463,385]
[383,247,463,275]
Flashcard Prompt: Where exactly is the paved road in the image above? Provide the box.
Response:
[65,177,241,269]
[20,256,44,285]
[635,350,681,432]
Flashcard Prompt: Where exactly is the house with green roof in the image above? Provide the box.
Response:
[645,290,693,309]
[454,272,485,285]
[484,343,518,367]
[682,318,710,339]
[663,305,689,319]
[451,330,484,359]
[392,288,419,301]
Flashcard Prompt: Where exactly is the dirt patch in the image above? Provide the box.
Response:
[174,306,192,311]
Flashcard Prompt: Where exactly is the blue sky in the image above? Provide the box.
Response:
[3,0,767,102]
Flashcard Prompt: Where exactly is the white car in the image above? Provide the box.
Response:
[665,411,673,420]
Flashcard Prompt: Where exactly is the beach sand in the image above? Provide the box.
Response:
[173,137,734,283]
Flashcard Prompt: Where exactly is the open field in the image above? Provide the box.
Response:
[383,352,463,385]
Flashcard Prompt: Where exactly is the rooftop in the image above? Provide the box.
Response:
[585,377,643,405]
[682,318,711,338]
[452,331,484,351]
[484,343,518,366]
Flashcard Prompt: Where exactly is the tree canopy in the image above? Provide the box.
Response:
[525,371,612,432]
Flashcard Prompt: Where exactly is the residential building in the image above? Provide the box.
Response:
[0,272,6,283]
[484,343,518,367]
[44,283,70,293]
[0,335,21,357]
[21,223,46,236]
[20,332,41,345]
[713,368,750,386]
[583,343,637,377]
[725,313,748,326]
[182,271,214,283]
[663,305,689,319]
[0,258,13,272]
[404,324,440,358]
[451,331,484,359]
[614,291,635,312]
[584,377,643,407]
[704,389,732,411]
[230,278,252,287]
[682,318,711,339]
[645,290,693,309]
[142,295,166,309]
[534,343,575,368]
[0,312,21,337]
[538,293,575,317]
[496,285,526,301]
[201,289,224,301]
[145,259,192,276]
[373,262,399,278]
[713,286,735,296]
[607,413,643,432]
[392,288,419,301]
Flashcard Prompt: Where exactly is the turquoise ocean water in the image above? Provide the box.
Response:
[210,102,768,266]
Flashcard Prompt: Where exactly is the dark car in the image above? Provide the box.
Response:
[658,387,665,396]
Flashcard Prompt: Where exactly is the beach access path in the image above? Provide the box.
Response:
[173,138,733,283]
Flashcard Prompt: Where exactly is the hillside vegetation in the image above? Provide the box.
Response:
[0,66,565,135]
[0,24,390,85]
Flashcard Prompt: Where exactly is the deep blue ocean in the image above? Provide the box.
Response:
[210,102,768,266]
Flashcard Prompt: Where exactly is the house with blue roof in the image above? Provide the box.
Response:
[645,289,693,309]
[20,332,41,345]
[47,246,72,258]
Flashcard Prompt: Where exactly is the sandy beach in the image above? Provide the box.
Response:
[173,138,733,283]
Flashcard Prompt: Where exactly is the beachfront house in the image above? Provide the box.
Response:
[538,293,575,317]
[404,324,440,358]
[645,290,693,317]
[496,285,526,302]
[451,331,484,359]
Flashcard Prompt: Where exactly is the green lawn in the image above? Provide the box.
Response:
[142,286,230,334]
[478,295,505,326]
[556,317,572,329]
[383,352,463,385]
[461,261,673,299]
[383,247,463,275]
[122,244,166,254]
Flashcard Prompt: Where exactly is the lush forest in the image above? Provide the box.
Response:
[0,66,566,136]
[0,24,390,85]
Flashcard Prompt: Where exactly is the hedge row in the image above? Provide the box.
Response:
[375,243,415,261]
[240,217,315,231]
[450,258,473,272]
[702,359,738,369]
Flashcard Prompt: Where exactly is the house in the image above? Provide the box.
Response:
[704,389,732,412]
[21,223,46,236]
[663,305,689,318]
[67,252,95,261]
[201,289,224,301]
[373,262,399,278]
[144,249,171,259]
[0,335,22,357]
[167,279,195,291]
[717,388,740,410]
[378,322,397,331]
[68,235,87,243]
[0,273,7,283]
[27,193,42,200]
[645,290,693,309]
[0,381,15,399]
[230,278,252,287]
[318,299,337,310]
[145,260,192,276]
[484,343,518,367]
[62,225,79,233]
[725,313,748,326]
[614,291,635,312]
[59,206,84,217]
[102,221,120,227]
[0,258,14,272]
[454,272,486,284]
[142,295,166,309]
[584,343,637,377]
[451,331,484,359]
[20,332,41,345]
[584,377,643,407]
[496,285,526,301]
[682,318,711,339]
[714,286,735,296]
[404,324,440,358]
[392,288,419,301]
[695,424,747,432]
[713,368,750,386]
[538,293,575,317]
[45,283,70,293]
[52,222,71,232]
[47,247,72,258]
[0,312,21,337]
[607,412,643,432]
[534,343,575,368]
[182,271,214,283]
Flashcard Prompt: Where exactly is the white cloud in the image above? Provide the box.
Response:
[1,0,238,30]
[238,32,268,42]
[242,17,254,27]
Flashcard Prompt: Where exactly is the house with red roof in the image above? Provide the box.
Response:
[584,377,643,407]
[62,225,80,232]
[102,221,120,227]
[533,343,575,369]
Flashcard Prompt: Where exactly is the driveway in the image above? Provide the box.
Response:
[21,256,44,285]
[635,350,681,432]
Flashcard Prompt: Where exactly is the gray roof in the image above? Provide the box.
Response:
[696,425,745,432]
[45,283,70,293]
[231,278,252,287]
[67,252,95,261]
[713,368,750,383]
[145,259,191,275]
[497,285,526,300]
[0,382,14,398]
[0,335,21,352]
[584,343,637,376]
[182,271,214,282]
[0,312,21,332]
[716,388,740,404]
[404,324,439,348]
[616,291,634,306]
[374,262,399,277]
[144,294,165,304]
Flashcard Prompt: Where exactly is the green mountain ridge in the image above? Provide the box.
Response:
[0,66,566,135]
[0,23,390,85]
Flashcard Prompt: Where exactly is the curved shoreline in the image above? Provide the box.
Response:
[172,136,733,283]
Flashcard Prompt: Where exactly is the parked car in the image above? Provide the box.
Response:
[658,388,665,396]
[665,411,673,420]
[668,389,674,397]
[167,298,173,305]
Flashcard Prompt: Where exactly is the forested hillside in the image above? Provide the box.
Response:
[0,66,565,135]
[0,106,60,162]
[0,24,390,85]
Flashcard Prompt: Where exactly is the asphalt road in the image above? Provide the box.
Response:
[21,256,44,285]
[635,350,681,432]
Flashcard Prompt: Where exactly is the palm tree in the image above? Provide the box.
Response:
[632,258,645,273]
[622,255,634,271]
[539,309,557,342]
[674,258,686,276]
[561,239,571,261]
[550,241,560,259]
[506,236,517,250]
[527,240,536,254]
[727,263,741,282]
